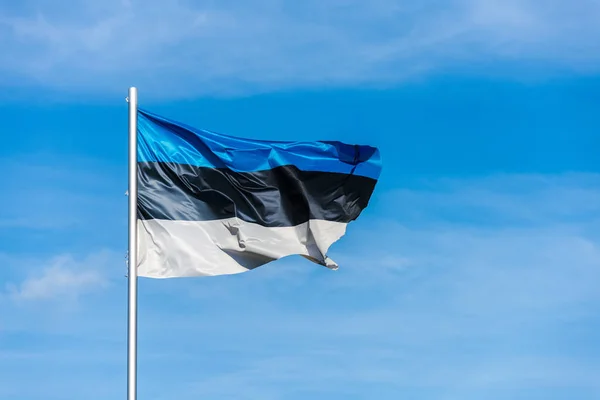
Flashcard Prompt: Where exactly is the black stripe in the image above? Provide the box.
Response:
[137,162,377,227]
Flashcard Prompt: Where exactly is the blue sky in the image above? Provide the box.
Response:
[1,1,600,399]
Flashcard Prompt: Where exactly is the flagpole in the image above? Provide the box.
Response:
[127,86,139,400]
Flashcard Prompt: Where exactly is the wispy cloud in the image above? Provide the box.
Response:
[0,0,599,98]
[4,250,114,303]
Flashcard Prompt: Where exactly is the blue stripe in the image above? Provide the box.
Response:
[137,109,382,179]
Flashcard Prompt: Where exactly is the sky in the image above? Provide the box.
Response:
[1,1,600,399]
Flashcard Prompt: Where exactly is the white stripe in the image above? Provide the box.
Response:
[136,218,347,278]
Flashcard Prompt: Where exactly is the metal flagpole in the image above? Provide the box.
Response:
[127,86,139,400]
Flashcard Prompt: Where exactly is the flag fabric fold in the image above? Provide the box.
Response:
[136,109,382,278]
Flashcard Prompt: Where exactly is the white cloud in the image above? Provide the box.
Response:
[5,250,113,302]
[0,0,599,98]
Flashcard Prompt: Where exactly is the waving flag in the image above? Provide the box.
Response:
[135,109,382,277]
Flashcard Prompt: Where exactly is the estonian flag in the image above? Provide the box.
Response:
[136,109,382,277]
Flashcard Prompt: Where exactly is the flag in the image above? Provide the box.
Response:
[135,109,382,277]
